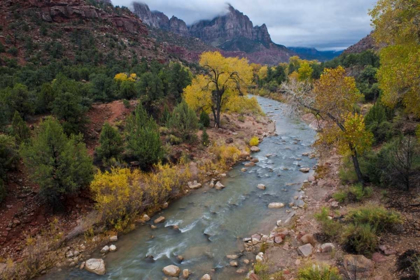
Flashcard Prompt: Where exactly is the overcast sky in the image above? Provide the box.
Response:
[112,0,378,50]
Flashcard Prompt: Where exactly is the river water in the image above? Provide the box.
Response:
[44,96,316,280]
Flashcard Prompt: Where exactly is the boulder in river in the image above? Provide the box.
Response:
[142,214,151,222]
[215,181,225,190]
[182,269,190,278]
[85,258,106,275]
[201,274,211,280]
[154,216,166,224]
[257,184,266,190]
[230,261,238,267]
[268,202,285,209]
[109,244,117,252]
[162,265,181,277]
[227,254,239,259]
[100,246,109,254]
[244,162,255,167]
[299,168,310,173]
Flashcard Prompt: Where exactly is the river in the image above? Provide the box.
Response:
[43,96,317,280]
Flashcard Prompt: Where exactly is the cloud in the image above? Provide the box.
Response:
[112,0,377,50]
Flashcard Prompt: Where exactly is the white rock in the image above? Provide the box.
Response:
[162,265,181,277]
[85,258,106,275]
[230,261,238,267]
[321,243,335,253]
[256,252,264,262]
[257,184,266,190]
[298,244,313,257]
[182,269,190,278]
[227,255,239,259]
[201,274,212,280]
[110,235,118,242]
[215,181,225,190]
[250,146,260,153]
[100,246,110,254]
[188,181,202,189]
[268,202,285,209]
[276,220,282,226]
[109,245,117,252]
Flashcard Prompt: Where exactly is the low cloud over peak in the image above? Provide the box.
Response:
[114,0,377,50]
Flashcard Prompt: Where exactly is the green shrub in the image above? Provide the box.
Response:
[0,135,19,181]
[199,110,210,128]
[332,190,347,203]
[297,263,342,280]
[7,47,18,56]
[122,99,130,108]
[315,207,341,238]
[0,179,6,204]
[0,42,5,53]
[254,262,270,279]
[341,223,378,256]
[349,184,373,201]
[11,111,30,144]
[345,204,402,233]
[201,127,209,146]
[168,134,182,145]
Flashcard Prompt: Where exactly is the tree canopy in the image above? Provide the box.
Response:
[184,52,253,127]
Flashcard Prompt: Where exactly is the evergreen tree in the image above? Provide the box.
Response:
[0,135,19,181]
[168,101,199,142]
[201,127,209,146]
[52,91,89,135]
[199,110,210,128]
[20,117,93,209]
[168,63,191,102]
[125,104,164,170]
[11,111,30,144]
[96,122,123,163]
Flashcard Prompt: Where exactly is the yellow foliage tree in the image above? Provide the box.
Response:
[114,73,137,82]
[283,66,370,184]
[258,66,268,81]
[298,61,313,82]
[370,0,420,117]
[183,52,253,127]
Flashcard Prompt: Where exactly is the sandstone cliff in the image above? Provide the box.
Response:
[132,2,294,64]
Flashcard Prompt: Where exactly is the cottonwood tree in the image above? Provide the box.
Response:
[283,66,372,184]
[370,0,420,117]
[184,52,253,128]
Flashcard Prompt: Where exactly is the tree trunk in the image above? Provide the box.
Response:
[350,147,364,186]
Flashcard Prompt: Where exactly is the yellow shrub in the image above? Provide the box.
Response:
[90,164,192,230]
[210,143,242,168]
[249,136,259,146]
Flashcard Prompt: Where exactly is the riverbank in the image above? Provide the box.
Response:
[244,105,420,280]
[0,106,276,279]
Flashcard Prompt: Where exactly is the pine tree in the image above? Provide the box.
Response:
[168,101,198,142]
[96,122,123,163]
[11,111,30,144]
[201,127,209,146]
[20,117,93,209]
[125,104,164,170]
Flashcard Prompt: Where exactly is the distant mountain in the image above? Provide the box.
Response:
[343,32,377,54]
[288,47,343,62]
[132,2,294,65]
